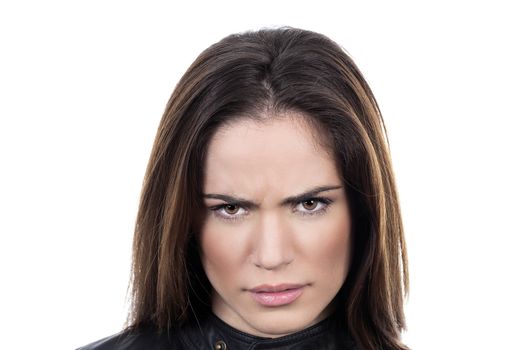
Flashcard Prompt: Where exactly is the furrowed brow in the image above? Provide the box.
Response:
[279,185,343,206]
[203,185,343,208]
[202,194,257,209]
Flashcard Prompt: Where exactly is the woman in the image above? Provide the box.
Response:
[78,27,409,350]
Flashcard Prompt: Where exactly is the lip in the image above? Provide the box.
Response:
[248,284,305,307]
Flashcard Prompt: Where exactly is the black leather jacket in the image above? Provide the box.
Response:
[77,313,359,349]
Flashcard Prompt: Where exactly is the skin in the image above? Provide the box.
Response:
[199,113,351,338]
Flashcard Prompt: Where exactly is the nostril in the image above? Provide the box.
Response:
[253,255,293,270]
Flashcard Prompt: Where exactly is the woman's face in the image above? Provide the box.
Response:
[200,114,351,337]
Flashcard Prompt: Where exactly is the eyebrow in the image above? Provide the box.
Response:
[203,185,343,208]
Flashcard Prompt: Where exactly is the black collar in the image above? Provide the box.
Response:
[178,313,358,349]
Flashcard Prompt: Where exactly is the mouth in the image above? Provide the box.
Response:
[248,284,305,307]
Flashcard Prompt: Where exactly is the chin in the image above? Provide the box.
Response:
[244,308,321,337]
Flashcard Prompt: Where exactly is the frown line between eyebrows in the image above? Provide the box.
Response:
[202,185,343,208]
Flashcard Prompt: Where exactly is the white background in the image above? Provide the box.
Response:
[1,1,524,349]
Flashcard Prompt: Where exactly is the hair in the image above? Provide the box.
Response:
[126,26,409,350]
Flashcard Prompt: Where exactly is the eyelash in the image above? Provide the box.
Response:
[209,197,333,222]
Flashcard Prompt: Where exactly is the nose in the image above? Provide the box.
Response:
[251,212,294,270]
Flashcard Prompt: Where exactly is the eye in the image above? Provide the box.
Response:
[293,197,333,216]
[224,204,240,214]
[210,203,248,221]
[301,199,318,211]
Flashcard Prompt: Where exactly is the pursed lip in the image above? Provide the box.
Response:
[248,283,306,307]
[248,283,305,293]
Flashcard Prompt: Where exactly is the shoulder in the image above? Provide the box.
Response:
[76,328,185,350]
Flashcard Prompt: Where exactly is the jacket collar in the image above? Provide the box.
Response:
[178,312,358,350]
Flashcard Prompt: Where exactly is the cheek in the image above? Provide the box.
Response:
[199,223,244,285]
[299,212,351,275]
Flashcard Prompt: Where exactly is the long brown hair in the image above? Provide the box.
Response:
[127,26,409,350]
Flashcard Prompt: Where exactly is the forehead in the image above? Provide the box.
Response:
[203,114,341,196]
[208,112,333,160]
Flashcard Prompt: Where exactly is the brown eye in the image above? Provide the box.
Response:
[210,203,248,221]
[224,204,240,215]
[294,197,332,217]
[302,199,318,210]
